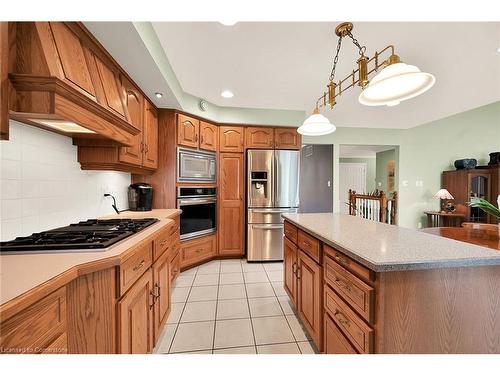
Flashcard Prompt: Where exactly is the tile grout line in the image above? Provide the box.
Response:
[210,264,222,353]
[242,260,258,350]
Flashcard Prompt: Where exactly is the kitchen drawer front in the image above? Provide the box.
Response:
[284,221,298,244]
[324,245,373,283]
[120,241,153,295]
[297,230,321,263]
[169,216,180,237]
[169,249,181,283]
[324,285,373,354]
[180,235,216,268]
[0,287,67,354]
[324,312,358,354]
[324,255,374,323]
[153,224,174,261]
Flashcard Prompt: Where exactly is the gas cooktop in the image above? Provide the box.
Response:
[0,218,159,253]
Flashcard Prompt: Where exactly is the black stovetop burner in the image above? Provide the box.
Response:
[0,218,159,253]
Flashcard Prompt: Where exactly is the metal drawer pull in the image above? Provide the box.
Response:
[133,260,145,271]
[334,309,351,327]
[296,266,301,279]
[151,283,160,300]
[292,262,297,274]
[334,255,349,266]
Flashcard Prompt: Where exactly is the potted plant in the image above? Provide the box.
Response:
[469,195,500,225]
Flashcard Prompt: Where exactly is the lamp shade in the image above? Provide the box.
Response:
[433,189,454,200]
[297,109,336,136]
[358,62,435,106]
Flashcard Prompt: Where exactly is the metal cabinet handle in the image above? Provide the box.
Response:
[334,309,351,327]
[296,266,301,280]
[292,262,297,275]
[200,135,204,144]
[133,260,145,272]
[144,144,149,153]
[334,255,348,266]
[194,134,198,142]
[152,283,160,300]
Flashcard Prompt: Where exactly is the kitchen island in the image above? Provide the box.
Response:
[282,213,500,354]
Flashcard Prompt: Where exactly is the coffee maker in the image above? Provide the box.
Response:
[128,183,153,211]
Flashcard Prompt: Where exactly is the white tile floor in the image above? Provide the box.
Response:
[155,259,318,354]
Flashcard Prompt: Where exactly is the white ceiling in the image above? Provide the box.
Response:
[339,145,395,158]
[152,22,500,129]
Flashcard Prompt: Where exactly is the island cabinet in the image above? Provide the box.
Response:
[0,214,181,355]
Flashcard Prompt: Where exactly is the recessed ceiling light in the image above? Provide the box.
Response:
[155,92,163,98]
[221,90,234,98]
[219,21,237,26]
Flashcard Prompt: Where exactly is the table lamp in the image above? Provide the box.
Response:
[433,189,454,213]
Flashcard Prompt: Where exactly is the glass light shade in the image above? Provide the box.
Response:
[297,111,336,136]
[359,62,435,106]
[433,189,454,200]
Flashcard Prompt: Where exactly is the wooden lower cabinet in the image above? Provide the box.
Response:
[180,235,217,269]
[152,250,171,342]
[324,312,357,354]
[118,268,154,354]
[283,238,297,307]
[297,249,323,351]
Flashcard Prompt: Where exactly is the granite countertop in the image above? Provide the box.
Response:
[282,213,500,272]
[0,209,181,306]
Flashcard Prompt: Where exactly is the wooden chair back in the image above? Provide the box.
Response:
[348,189,398,225]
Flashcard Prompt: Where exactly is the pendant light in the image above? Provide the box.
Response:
[297,107,336,136]
[358,56,435,106]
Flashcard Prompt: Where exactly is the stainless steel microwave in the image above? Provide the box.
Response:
[177,147,217,183]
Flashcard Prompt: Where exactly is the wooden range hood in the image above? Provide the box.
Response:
[7,22,139,146]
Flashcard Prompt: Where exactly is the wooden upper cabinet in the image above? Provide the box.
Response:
[49,22,96,99]
[219,126,244,152]
[218,153,245,255]
[177,114,200,148]
[118,268,154,354]
[245,126,274,149]
[143,101,158,169]
[199,121,218,151]
[275,128,301,150]
[119,76,144,166]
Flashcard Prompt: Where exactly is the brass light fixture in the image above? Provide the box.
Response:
[298,22,435,136]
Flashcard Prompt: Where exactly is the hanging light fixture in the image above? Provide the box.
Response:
[301,22,435,136]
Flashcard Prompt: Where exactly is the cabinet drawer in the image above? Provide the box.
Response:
[324,312,357,354]
[297,230,321,263]
[324,285,373,354]
[0,287,67,354]
[153,224,174,261]
[170,250,180,283]
[180,235,216,268]
[120,241,153,295]
[284,221,298,244]
[324,255,374,323]
[324,245,373,282]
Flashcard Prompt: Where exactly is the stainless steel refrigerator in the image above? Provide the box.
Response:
[247,149,300,261]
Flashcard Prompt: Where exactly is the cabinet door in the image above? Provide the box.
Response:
[219,126,244,152]
[143,101,158,169]
[324,312,357,354]
[169,248,180,283]
[275,128,301,150]
[199,121,218,151]
[284,238,298,308]
[218,153,245,255]
[180,235,217,268]
[1,23,9,140]
[118,268,154,354]
[297,250,323,351]
[93,56,127,119]
[152,251,170,344]
[245,126,274,149]
[119,76,144,166]
[177,114,200,148]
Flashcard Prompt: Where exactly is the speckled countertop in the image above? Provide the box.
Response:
[282,213,500,272]
[0,209,181,306]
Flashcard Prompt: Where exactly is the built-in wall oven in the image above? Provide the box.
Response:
[177,147,217,183]
[177,187,217,240]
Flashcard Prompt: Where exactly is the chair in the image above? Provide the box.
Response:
[348,189,398,225]
[461,222,499,231]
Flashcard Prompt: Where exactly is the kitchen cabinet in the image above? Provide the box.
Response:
[219,125,244,152]
[245,126,274,149]
[324,312,357,354]
[119,76,144,165]
[297,249,323,351]
[284,237,298,307]
[152,250,171,342]
[180,235,217,269]
[117,268,154,354]
[218,153,245,255]
[142,100,158,169]
[1,22,9,140]
[200,121,218,151]
[275,128,301,150]
[177,113,200,148]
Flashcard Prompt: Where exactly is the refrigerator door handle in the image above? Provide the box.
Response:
[274,151,279,207]
[251,224,283,230]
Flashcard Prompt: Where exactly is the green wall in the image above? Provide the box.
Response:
[375,149,397,194]
[304,101,500,229]
[339,158,377,192]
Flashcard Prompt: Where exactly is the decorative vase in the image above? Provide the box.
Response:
[488,152,500,166]
[454,158,477,170]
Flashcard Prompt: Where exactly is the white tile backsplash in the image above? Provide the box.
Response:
[0,121,132,241]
